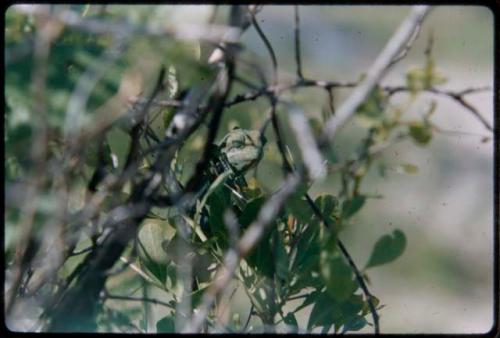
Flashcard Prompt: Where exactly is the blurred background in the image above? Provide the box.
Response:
[250,5,494,333]
[5,5,494,333]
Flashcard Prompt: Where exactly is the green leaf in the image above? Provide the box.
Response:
[273,230,289,281]
[406,68,426,94]
[246,230,274,278]
[238,197,266,228]
[307,291,342,331]
[320,242,357,301]
[239,197,276,278]
[156,313,175,333]
[315,194,338,217]
[395,163,419,174]
[341,195,366,219]
[291,224,320,273]
[361,294,380,315]
[366,229,407,269]
[341,316,367,333]
[137,219,171,284]
[356,87,386,118]
[286,196,313,225]
[206,187,233,249]
[340,294,365,319]
[294,291,320,313]
[409,121,432,146]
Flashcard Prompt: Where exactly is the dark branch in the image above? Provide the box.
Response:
[294,6,304,79]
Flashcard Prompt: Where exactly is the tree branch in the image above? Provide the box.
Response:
[294,5,304,79]
[321,5,432,144]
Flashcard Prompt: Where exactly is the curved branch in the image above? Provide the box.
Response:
[249,9,278,86]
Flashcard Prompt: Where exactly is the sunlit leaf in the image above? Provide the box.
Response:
[409,121,432,145]
[395,163,419,174]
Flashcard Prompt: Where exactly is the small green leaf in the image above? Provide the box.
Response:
[292,224,320,273]
[366,229,407,269]
[294,291,320,313]
[341,195,366,219]
[341,316,367,333]
[273,231,289,281]
[315,194,338,217]
[239,197,266,228]
[356,87,386,119]
[340,294,365,319]
[409,121,432,145]
[395,163,419,174]
[287,196,314,225]
[156,313,175,333]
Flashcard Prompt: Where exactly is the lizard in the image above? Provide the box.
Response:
[156,127,267,293]
[189,127,267,240]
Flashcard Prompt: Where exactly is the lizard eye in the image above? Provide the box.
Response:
[232,140,244,149]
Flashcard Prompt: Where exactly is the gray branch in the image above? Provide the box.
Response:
[321,5,432,144]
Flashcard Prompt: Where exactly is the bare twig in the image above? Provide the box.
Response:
[249,9,278,86]
[243,304,254,332]
[386,85,493,132]
[293,6,304,79]
[101,289,175,310]
[388,14,425,68]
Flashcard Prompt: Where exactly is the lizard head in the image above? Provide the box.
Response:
[219,128,266,173]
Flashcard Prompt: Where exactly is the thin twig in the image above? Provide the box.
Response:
[101,290,175,310]
[293,6,304,79]
[386,85,493,132]
[250,10,278,86]
[268,97,379,333]
[388,14,425,68]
